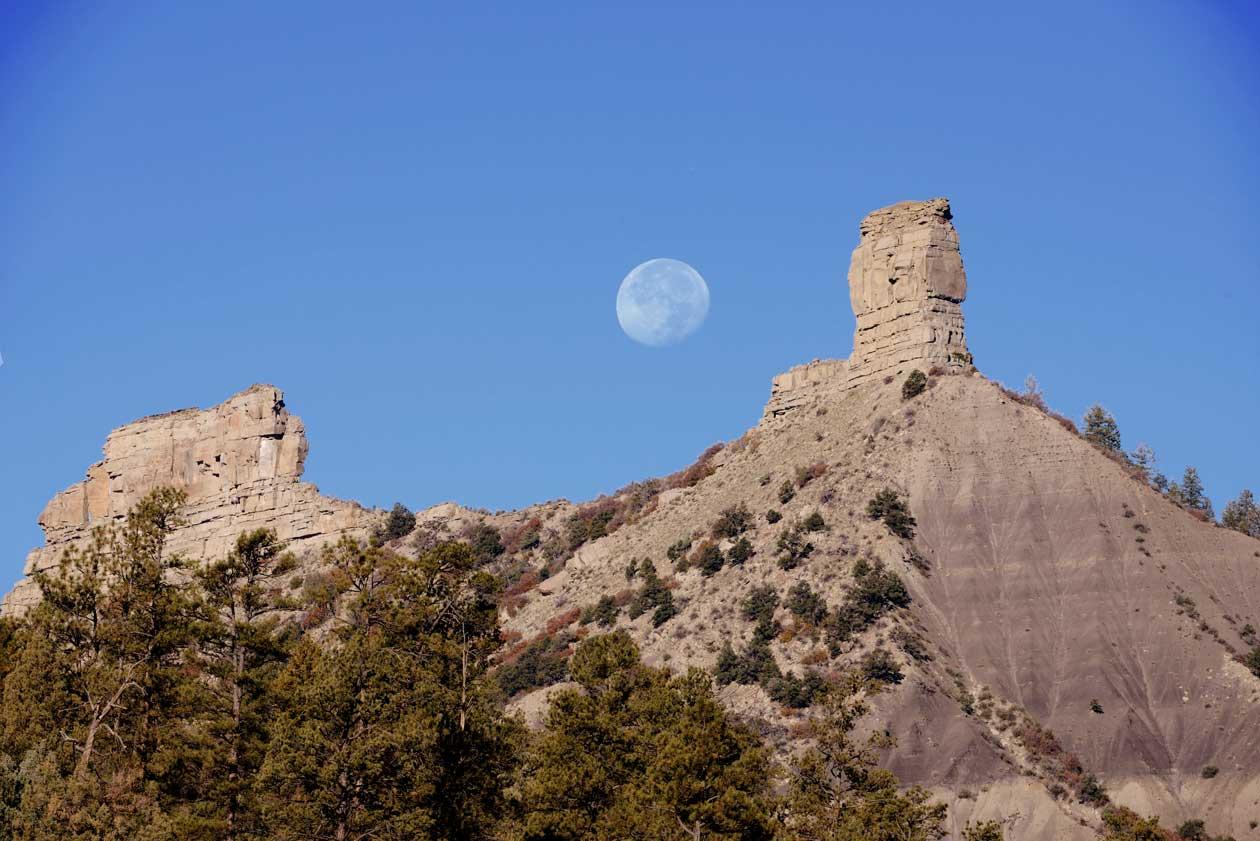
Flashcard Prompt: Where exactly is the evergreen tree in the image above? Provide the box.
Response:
[186,529,297,839]
[1130,443,1156,483]
[784,671,946,841]
[1082,404,1122,452]
[515,632,777,840]
[2,488,195,839]
[1221,489,1260,538]
[1169,467,1213,519]
[257,539,519,840]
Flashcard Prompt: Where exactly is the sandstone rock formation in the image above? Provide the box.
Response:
[2,384,372,615]
[764,197,971,419]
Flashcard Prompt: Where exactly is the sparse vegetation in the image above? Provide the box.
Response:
[826,558,911,650]
[867,488,916,538]
[902,369,927,399]
[374,501,417,543]
[859,647,903,685]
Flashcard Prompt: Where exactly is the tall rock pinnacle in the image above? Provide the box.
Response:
[845,197,970,385]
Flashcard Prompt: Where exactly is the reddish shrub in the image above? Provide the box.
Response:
[545,607,582,635]
[795,462,828,488]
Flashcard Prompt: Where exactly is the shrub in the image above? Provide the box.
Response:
[1076,773,1108,807]
[742,585,779,626]
[1201,765,1219,779]
[501,517,542,554]
[776,522,815,570]
[891,626,931,661]
[902,369,927,399]
[627,559,675,625]
[1090,699,1104,714]
[1176,820,1208,841]
[651,598,679,627]
[766,509,783,524]
[786,581,828,625]
[375,502,417,543]
[795,462,827,488]
[565,499,620,550]
[727,537,754,565]
[666,535,693,565]
[860,647,903,685]
[466,522,505,564]
[778,481,796,505]
[693,541,725,577]
[826,559,910,649]
[867,488,916,538]
[496,633,573,698]
[1244,648,1260,679]
[711,503,753,539]
[802,510,827,532]
[581,595,620,628]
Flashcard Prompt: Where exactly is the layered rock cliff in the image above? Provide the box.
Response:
[3,384,373,615]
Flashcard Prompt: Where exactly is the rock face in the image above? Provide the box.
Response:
[764,198,971,420]
[846,197,969,384]
[2,384,372,616]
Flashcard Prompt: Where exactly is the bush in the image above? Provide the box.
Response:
[891,626,930,661]
[742,586,779,626]
[497,633,572,698]
[786,582,828,626]
[1076,773,1109,807]
[375,502,417,543]
[711,503,753,539]
[802,510,827,532]
[765,509,782,524]
[860,647,903,685]
[867,488,916,538]
[902,369,927,400]
[826,559,911,649]
[1176,820,1207,841]
[581,595,620,628]
[778,481,796,505]
[776,522,815,570]
[1090,699,1104,714]
[627,560,675,625]
[693,541,725,577]
[727,537,754,565]
[666,535,693,563]
[651,598,679,627]
[795,462,827,488]
[1201,765,1219,779]
[466,522,505,564]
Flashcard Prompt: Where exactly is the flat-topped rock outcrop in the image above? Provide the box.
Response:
[2,384,373,615]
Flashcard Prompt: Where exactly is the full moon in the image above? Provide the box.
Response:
[615,258,710,347]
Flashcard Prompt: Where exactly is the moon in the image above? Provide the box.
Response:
[615,258,710,347]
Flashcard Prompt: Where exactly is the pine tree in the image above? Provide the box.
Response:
[1170,467,1214,519]
[1082,404,1122,452]
[515,631,778,840]
[784,671,947,841]
[257,539,518,840]
[186,529,297,839]
[1222,489,1260,538]
[2,488,195,839]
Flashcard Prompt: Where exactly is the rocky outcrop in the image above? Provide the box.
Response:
[2,384,372,616]
[763,198,972,420]
[846,197,969,384]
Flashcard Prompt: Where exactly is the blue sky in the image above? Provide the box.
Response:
[2,1,1258,589]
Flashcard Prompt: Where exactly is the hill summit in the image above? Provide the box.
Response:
[7,199,1260,840]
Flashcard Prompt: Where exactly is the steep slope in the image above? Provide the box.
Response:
[500,368,1260,839]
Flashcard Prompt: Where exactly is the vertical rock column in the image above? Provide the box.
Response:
[845,197,970,386]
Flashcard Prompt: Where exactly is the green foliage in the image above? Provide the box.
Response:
[517,633,779,840]
[765,509,783,524]
[1243,646,1260,678]
[467,522,506,563]
[711,503,753,539]
[783,672,947,840]
[802,510,828,532]
[666,535,694,562]
[1083,404,1123,452]
[497,633,573,698]
[374,501,417,543]
[694,541,725,577]
[778,480,796,505]
[1076,773,1108,807]
[626,560,678,627]
[1176,819,1207,841]
[1168,466,1213,519]
[1222,489,1260,537]
[827,559,911,651]
[1100,806,1176,840]
[963,820,1006,841]
[727,536,754,565]
[786,581,828,625]
[901,369,928,400]
[859,647,904,685]
[776,522,816,570]
[866,488,916,538]
[580,595,620,628]
[742,586,779,627]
